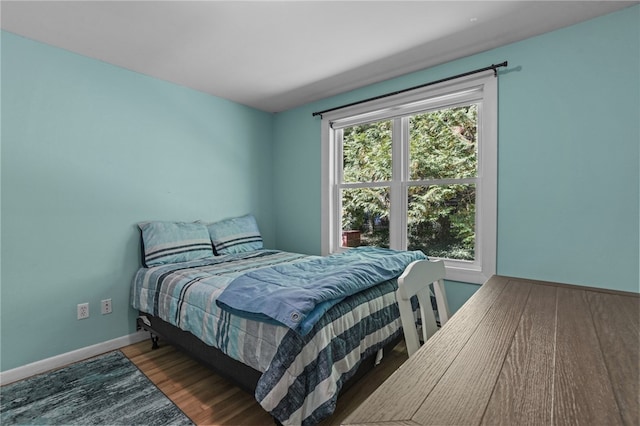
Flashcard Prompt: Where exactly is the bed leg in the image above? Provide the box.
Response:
[150,333,160,350]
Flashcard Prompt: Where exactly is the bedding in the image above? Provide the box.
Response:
[206,214,263,254]
[138,221,214,266]
[131,247,425,425]
[217,247,425,335]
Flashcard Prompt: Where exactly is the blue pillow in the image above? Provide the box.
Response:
[139,221,214,266]
[207,215,263,255]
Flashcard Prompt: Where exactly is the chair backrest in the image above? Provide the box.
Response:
[396,259,450,357]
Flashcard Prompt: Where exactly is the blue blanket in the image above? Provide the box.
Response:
[216,247,426,335]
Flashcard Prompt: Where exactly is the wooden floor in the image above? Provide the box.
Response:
[121,338,408,425]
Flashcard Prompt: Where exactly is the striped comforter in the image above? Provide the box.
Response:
[131,249,410,425]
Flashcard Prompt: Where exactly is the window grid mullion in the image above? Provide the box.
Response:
[334,129,344,251]
[400,117,410,250]
[407,177,478,187]
[389,117,404,250]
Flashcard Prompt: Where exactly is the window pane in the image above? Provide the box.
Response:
[341,187,390,248]
[407,184,476,260]
[342,120,392,183]
[409,105,478,180]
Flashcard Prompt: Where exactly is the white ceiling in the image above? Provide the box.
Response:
[1,1,637,112]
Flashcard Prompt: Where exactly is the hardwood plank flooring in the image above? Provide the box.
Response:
[121,337,408,425]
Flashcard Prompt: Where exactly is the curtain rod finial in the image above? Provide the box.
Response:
[492,61,508,77]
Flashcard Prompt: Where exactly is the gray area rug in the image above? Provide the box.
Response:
[1,350,193,425]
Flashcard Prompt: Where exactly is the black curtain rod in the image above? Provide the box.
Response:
[312,61,508,118]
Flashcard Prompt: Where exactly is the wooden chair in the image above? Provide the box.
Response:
[396,259,451,357]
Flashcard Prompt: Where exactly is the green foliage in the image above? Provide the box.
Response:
[343,120,393,183]
[341,105,478,260]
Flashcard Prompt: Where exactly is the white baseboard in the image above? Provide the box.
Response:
[0,330,149,385]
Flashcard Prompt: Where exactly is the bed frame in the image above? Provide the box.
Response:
[136,312,402,405]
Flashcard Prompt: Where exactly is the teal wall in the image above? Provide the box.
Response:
[1,32,275,371]
[273,7,639,296]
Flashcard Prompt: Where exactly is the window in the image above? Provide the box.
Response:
[321,72,497,284]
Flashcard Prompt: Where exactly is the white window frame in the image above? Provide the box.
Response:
[321,71,497,284]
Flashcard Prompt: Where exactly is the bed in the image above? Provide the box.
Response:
[131,216,425,425]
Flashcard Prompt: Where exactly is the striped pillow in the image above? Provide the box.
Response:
[139,221,214,266]
[207,214,263,255]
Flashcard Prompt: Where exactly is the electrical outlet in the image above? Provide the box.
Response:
[101,299,112,315]
[77,303,89,320]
